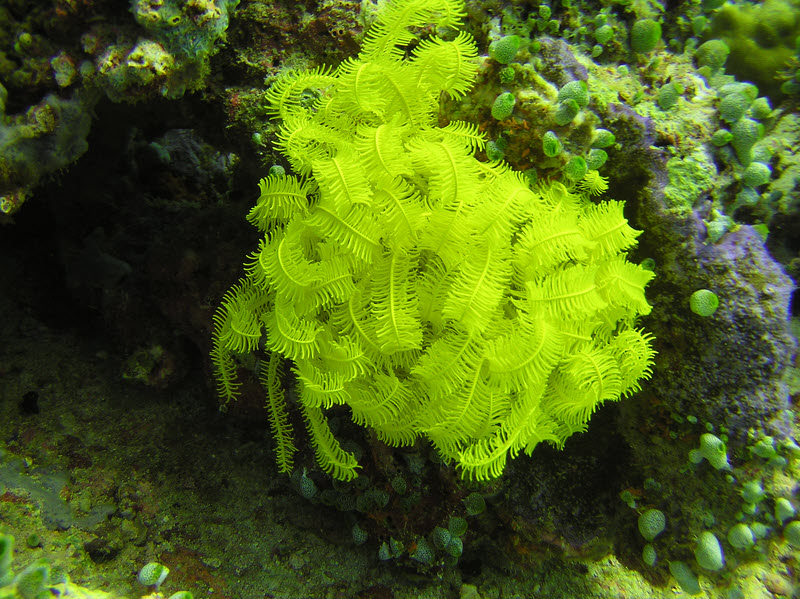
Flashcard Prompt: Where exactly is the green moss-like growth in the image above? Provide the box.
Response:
[210,0,656,482]
[0,534,119,599]
[706,0,800,101]
[0,535,11,584]
[657,82,681,110]
[663,149,717,213]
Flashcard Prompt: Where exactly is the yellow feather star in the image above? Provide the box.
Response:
[578,169,610,196]
[209,0,655,481]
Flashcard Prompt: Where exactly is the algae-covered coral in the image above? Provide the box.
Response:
[210,0,656,481]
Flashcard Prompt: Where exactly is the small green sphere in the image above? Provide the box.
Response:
[489,35,522,64]
[711,129,733,147]
[719,92,751,124]
[445,536,463,557]
[463,492,486,516]
[138,562,169,588]
[352,523,368,545]
[698,432,729,469]
[750,97,772,120]
[694,39,730,69]
[411,537,434,564]
[491,92,516,120]
[542,130,562,157]
[642,543,657,566]
[486,140,505,161]
[689,289,719,317]
[750,436,777,459]
[741,162,771,187]
[730,118,763,165]
[638,509,666,541]
[563,156,588,181]
[784,520,800,547]
[595,24,614,45]
[775,498,796,524]
[586,148,608,170]
[741,480,766,504]
[554,98,580,126]
[669,561,701,595]
[751,522,771,539]
[592,128,616,148]
[558,80,589,108]
[720,82,758,102]
[727,523,756,549]
[299,470,318,499]
[432,526,452,550]
[448,516,468,537]
[640,258,656,271]
[390,473,407,495]
[630,19,662,53]
[694,531,724,571]
[692,15,709,36]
